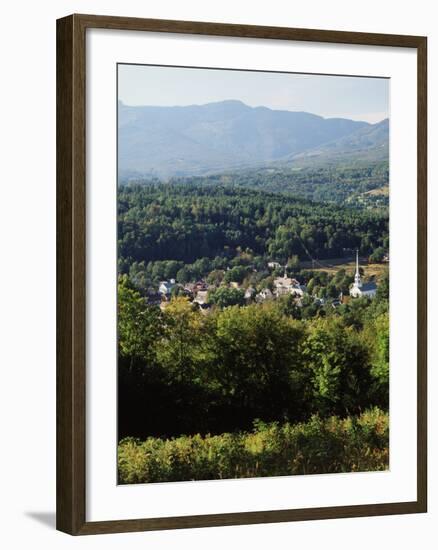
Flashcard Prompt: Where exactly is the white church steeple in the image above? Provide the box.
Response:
[350,249,378,299]
[354,250,362,288]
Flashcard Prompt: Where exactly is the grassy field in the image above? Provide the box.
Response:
[300,257,389,279]
[313,261,388,280]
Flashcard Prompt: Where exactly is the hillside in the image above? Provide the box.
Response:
[291,118,389,164]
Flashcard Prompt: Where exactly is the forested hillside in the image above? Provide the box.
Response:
[118,183,388,273]
[159,160,389,206]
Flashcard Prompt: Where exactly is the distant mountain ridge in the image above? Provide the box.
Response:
[118,100,389,179]
[290,118,389,165]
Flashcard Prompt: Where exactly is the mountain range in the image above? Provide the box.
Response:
[118,100,389,179]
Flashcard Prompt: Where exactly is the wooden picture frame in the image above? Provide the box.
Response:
[57,13,427,535]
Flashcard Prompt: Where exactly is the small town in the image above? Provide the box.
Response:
[145,251,381,314]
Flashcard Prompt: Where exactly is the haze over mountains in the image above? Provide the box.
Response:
[118,100,389,179]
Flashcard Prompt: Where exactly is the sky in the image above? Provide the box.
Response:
[118,64,389,124]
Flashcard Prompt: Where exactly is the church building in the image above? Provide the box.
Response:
[349,251,377,298]
[273,269,306,298]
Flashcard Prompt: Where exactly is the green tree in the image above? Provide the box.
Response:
[304,318,373,416]
[224,265,248,284]
[176,267,191,284]
[287,255,300,270]
[206,269,225,286]
[275,294,302,320]
[369,247,386,263]
[209,287,245,308]
[369,312,389,407]
[209,304,307,420]
[118,275,163,369]
[306,278,315,295]
[376,270,389,301]
[156,297,207,382]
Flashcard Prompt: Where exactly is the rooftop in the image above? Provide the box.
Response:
[360,282,378,291]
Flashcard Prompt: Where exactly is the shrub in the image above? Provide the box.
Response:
[118,408,389,483]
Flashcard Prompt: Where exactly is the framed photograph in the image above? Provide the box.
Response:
[56,14,427,535]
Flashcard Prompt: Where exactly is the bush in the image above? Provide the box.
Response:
[118,408,389,483]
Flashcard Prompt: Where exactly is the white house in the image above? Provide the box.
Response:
[158,279,176,296]
[349,251,377,298]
